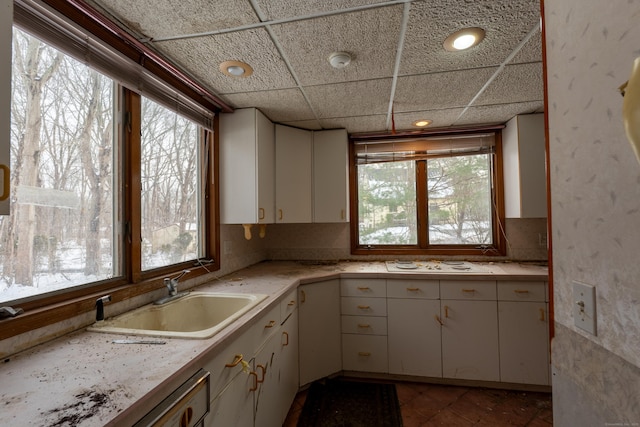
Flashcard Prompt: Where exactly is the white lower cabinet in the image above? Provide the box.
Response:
[298,280,342,386]
[387,279,441,377]
[441,280,499,382]
[207,368,254,427]
[498,281,550,385]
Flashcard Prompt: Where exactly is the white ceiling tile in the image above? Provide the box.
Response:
[305,79,393,118]
[474,62,544,105]
[401,0,541,74]
[394,67,498,111]
[153,28,297,93]
[223,89,316,122]
[254,0,390,21]
[271,6,403,86]
[454,101,544,126]
[87,0,259,38]
[321,115,388,134]
[391,108,467,130]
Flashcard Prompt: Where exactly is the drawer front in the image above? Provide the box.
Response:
[203,328,256,400]
[253,304,281,352]
[280,289,298,321]
[387,279,439,299]
[440,280,496,300]
[341,279,386,298]
[341,315,388,335]
[341,296,387,316]
[497,281,546,302]
[342,334,388,373]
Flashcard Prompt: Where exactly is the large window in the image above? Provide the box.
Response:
[352,131,505,255]
[1,28,117,303]
[1,16,217,307]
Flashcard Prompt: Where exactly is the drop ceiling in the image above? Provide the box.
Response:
[86,0,543,134]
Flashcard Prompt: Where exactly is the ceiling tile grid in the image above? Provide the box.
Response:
[87,0,544,134]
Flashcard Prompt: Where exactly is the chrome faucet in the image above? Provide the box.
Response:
[155,270,191,305]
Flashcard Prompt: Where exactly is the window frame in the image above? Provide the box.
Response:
[349,127,507,257]
[1,1,226,341]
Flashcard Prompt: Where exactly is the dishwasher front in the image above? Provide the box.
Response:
[134,369,210,427]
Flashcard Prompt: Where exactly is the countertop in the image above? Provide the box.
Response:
[0,260,548,426]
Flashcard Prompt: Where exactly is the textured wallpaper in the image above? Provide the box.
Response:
[545,0,640,369]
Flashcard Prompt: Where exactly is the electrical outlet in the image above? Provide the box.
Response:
[572,281,597,335]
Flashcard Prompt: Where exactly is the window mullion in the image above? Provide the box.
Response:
[124,89,142,282]
[416,161,429,248]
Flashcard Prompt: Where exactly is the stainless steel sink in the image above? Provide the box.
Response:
[88,292,267,339]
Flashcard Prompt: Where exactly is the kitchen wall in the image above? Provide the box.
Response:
[545,0,640,424]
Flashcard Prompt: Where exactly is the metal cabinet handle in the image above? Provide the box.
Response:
[357,323,371,328]
[462,289,476,293]
[287,300,296,306]
[539,307,545,321]
[445,305,450,318]
[0,165,9,201]
[258,207,265,220]
[278,209,283,220]
[358,352,371,357]
[435,315,444,326]
[300,289,306,303]
[357,286,370,291]
[225,354,243,368]
[282,331,289,346]
[357,305,370,310]
[264,320,276,328]
[514,289,530,294]
[249,372,258,391]
[256,364,266,383]
[406,287,420,292]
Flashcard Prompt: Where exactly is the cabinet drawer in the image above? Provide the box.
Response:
[440,280,496,300]
[341,279,386,297]
[253,304,281,352]
[280,289,298,321]
[497,281,546,302]
[387,279,439,299]
[342,335,388,373]
[341,297,387,316]
[341,315,387,335]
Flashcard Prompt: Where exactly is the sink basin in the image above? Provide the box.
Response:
[88,292,268,339]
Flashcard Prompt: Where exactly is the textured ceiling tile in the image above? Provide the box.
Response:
[305,79,393,118]
[254,0,390,20]
[392,108,466,130]
[280,120,324,131]
[321,115,388,134]
[153,28,296,93]
[453,101,543,126]
[223,89,316,122]
[88,0,259,38]
[401,0,541,74]
[509,31,543,64]
[394,67,498,111]
[474,62,543,105]
[271,5,403,85]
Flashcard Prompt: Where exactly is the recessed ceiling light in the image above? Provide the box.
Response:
[443,27,485,52]
[412,119,432,127]
[219,60,253,78]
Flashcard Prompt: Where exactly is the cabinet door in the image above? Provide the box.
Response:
[275,125,312,223]
[498,301,549,385]
[220,108,274,224]
[206,368,254,427]
[254,332,281,427]
[313,129,348,223]
[388,299,442,377]
[298,280,341,386]
[0,0,11,215]
[279,310,299,423]
[441,300,499,382]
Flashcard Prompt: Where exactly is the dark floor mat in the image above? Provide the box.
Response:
[297,379,403,427]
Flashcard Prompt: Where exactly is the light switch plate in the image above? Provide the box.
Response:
[572,281,597,335]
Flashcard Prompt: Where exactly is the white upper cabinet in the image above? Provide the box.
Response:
[0,1,12,215]
[502,113,547,218]
[219,108,275,224]
[275,124,312,223]
[313,129,349,223]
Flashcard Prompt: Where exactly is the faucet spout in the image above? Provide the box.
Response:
[95,295,111,321]
[155,270,191,305]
